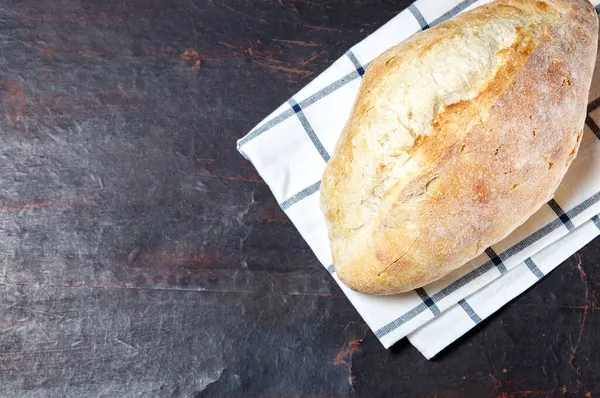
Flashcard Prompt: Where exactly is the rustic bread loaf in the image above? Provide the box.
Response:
[320,0,598,294]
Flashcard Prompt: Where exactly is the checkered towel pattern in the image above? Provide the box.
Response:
[237,0,600,358]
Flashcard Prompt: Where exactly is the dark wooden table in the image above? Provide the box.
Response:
[0,1,599,396]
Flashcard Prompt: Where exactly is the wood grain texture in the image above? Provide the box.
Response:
[0,0,598,396]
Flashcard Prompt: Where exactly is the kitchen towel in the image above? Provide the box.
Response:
[237,0,600,358]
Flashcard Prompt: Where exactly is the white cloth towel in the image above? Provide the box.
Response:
[237,0,600,358]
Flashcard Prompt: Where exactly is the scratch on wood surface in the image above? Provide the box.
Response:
[300,24,343,33]
[36,103,148,111]
[181,48,200,61]
[332,339,361,366]
[264,215,289,224]
[9,281,343,297]
[222,4,266,23]
[2,304,65,319]
[219,42,239,50]
[301,51,326,66]
[197,174,264,184]
[219,41,263,61]
[294,0,334,7]
[79,90,137,100]
[332,327,368,394]
[196,158,217,164]
[253,60,314,78]
[0,80,27,129]
[1,346,89,356]
[495,387,569,398]
[549,344,559,362]
[483,345,505,397]
[16,11,124,28]
[338,340,358,394]
[115,338,137,351]
[569,256,591,380]
[254,55,284,64]
[181,48,202,70]
[487,368,504,396]
[127,247,142,264]
[517,303,599,311]
[272,39,320,47]
[0,197,92,214]
[126,250,219,265]
[37,44,227,67]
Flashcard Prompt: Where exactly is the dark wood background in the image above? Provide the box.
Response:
[0,0,598,396]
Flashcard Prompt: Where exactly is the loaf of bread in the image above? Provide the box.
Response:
[320,0,598,295]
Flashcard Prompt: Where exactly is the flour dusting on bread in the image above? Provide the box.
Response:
[321,0,598,294]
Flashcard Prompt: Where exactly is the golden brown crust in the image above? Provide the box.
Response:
[320,0,598,294]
